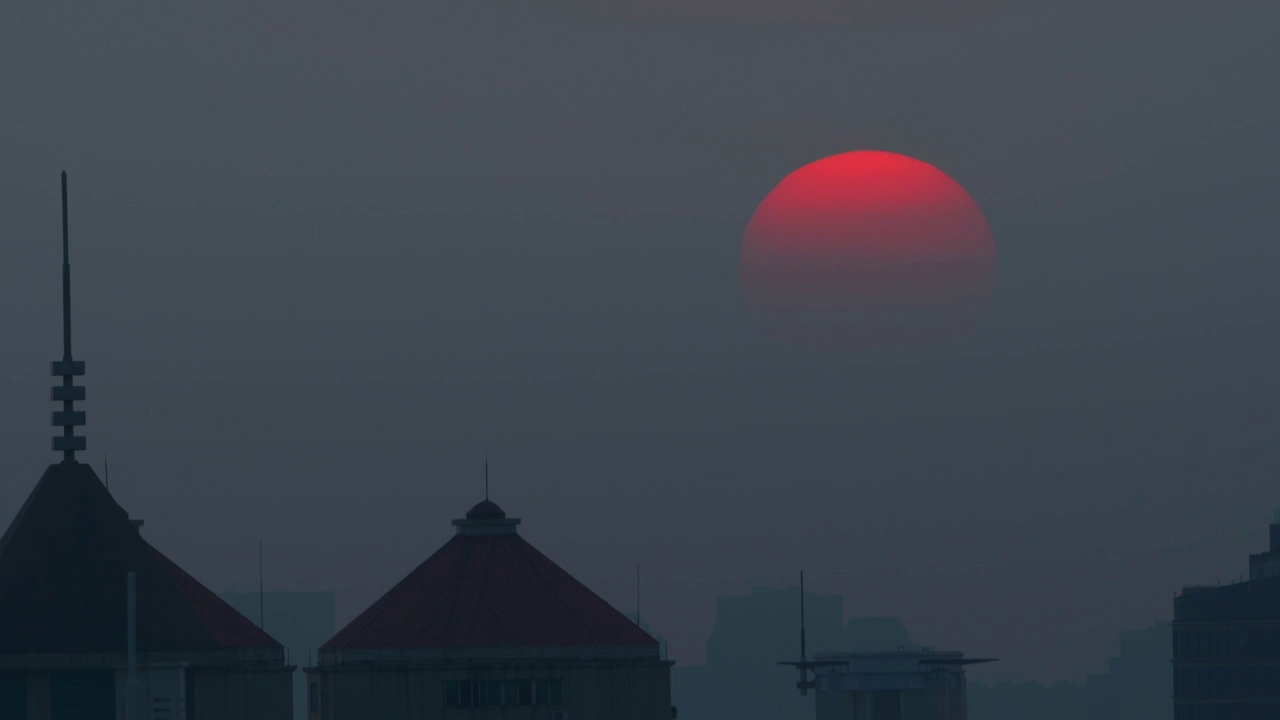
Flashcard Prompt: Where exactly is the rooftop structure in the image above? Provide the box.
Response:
[308,497,673,719]
[808,650,994,720]
[0,174,293,719]
[779,573,994,720]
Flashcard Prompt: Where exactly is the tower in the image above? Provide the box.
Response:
[51,172,87,460]
[0,174,295,719]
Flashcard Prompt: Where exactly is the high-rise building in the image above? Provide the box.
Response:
[306,498,673,719]
[0,174,293,719]
[1173,515,1280,719]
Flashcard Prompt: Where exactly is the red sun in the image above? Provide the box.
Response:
[741,151,996,349]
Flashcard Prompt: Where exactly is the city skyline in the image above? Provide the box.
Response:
[3,0,1278,691]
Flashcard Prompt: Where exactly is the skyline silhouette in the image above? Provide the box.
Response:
[3,0,1278,701]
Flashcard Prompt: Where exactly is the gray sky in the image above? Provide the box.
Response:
[2,0,1278,683]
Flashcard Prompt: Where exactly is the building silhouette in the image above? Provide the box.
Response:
[674,582,918,720]
[808,650,990,720]
[0,174,293,718]
[1083,622,1171,720]
[966,680,1088,720]
[222,591,336,720]
[305,498,672,719]
[1174,514,1280,719]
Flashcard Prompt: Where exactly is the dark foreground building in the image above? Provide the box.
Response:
[0,174,293,718]
[0,462,293,718]
[1173,515,1280,719]
[306,499,673,719]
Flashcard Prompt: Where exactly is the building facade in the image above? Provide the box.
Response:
[1173,515,1280,719]
[306,500,673,720]
[810,651,990,720]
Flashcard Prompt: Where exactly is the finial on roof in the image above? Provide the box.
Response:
[51,171,87,461]
[485,453,490,500]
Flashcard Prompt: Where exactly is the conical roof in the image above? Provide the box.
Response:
[0,462,279,654]
[323,501,656,651]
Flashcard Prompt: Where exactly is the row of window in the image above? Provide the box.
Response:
[1176,701,1280,720]
[1176,627,1280,660]
[1174,665,1280,698]
[444,679,563,708]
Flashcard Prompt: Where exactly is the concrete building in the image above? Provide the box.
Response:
[0,174,293,719]
[1173,514,1280,719]
[306,499,673,720]
[809,651,990,720]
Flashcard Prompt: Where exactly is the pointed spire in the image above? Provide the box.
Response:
[800,570,807,661]
[51,171,86,461]
[636,563,641,627]
[484,453,490,500]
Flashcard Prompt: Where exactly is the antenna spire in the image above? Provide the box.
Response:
[800,570,807,661]
[51,171,87,461]
[259,538,265,630]
[484,453,489,500]
[636,564,641,627]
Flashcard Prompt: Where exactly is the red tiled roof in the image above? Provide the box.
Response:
[0,462,279,654]
[323,505,656,651]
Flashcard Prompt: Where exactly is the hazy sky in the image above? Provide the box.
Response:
[2,0,1278,683]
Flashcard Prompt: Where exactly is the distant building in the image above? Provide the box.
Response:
[675,580,934,720]
[222,591,336,720]
[0,174,292,719]
[676,584,849,720]
[1173,514,1280,719]
[1083,622,1171,720]
[966,680,1088,720]
[306,499,673,719]
[810,650,991,720]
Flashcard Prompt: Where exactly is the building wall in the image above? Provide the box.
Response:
[308,660,672,720]
[0,665,291,720]
[190,667,293,720]
[1172,621,1280,720]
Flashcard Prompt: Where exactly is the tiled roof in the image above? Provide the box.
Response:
[0,462,279,654]
[323,503,656,651]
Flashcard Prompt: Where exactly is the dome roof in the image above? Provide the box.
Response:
[465,499,506,520]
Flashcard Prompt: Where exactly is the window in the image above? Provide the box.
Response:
[308,682,319,714]
[503,680,521,705]
[444,678,564,708]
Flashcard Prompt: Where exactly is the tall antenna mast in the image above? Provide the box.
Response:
[485,453,489,500]
[51,171,87,461]
[800,570,807,661]
[636,564,641,627]
[259,538,265,630]
[778,569,847,696]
